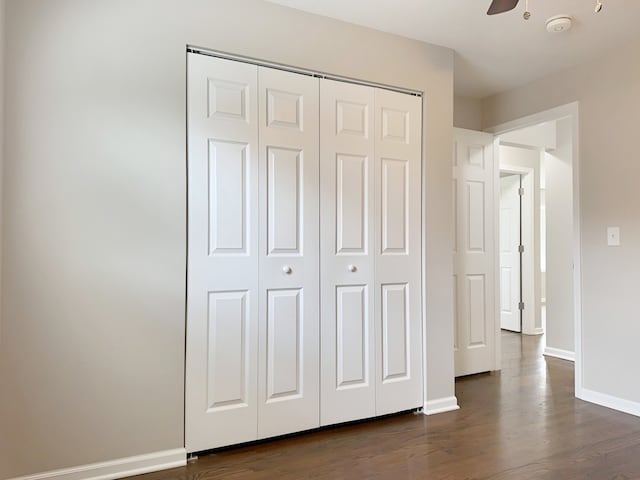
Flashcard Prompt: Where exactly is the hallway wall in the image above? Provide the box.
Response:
[544,118,575,356]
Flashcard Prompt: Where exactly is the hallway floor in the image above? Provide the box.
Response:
[133,332,640,479]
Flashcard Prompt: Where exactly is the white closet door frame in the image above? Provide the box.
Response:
[320,79,376,426]
[257,67,320,438]
[374,89,423,415]
[185,53,260,452]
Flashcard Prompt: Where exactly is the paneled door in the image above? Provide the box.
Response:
[257,67,320,438]
[187,51,426,450]
[374,89,423,415]
[320,79,376,426]
[185,53,259,452]
[453,128,496,377]
[500,174,522,332]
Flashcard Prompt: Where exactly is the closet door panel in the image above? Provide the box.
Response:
[320,79,376,426]
[185,53,259,452]
[374,89,423,415]
[258,67,320,439]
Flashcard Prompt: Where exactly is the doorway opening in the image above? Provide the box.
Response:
[492,105,580,383]
[452,103,581,397]
[499,166,535,335]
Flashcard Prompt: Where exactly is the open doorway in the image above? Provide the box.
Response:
[494,113,578,366]
[453,103,581,387]
[498,166,535,335]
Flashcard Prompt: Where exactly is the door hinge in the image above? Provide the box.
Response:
[518,187,525,196]
[518,244,524,253]
[518,302,525,311]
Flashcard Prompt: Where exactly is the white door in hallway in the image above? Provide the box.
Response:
[499,174,522,333]
[257,67,320,439]
[453,128,497,377]
[185,54,260,452]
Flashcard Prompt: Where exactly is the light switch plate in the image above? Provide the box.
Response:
[607,227,620,246]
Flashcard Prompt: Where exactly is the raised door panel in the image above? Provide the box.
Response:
[467,181,486,252]
[336,285,369,389]
[381,158,409,254]
[374,88,422,415]
[320,79,376,426]
[267,147,302,255]
[207,291,250,410]
[266,289,302,401]
[209,140,248,255]
[186,53,259,453]
[337,154,368,254]
[453,128,496,377]
[258,67,320,439]
[467,275,487,347]
[381,284,410,382]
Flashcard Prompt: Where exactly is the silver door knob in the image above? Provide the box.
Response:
[348,264,357,273]
[282,266,293,275]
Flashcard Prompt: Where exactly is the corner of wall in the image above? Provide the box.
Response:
[453,95,483,131]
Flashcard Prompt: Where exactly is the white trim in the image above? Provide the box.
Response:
[487,102,583,396]
[423,397,460,415]
[544,347,575,362]
[7,449,187,480]
[492,138,502,371]
[532,327,545,335]
[579,388,640,418]
[420,95,429,416]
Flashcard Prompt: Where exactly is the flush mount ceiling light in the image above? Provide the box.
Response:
[487,0,604,18]
[546,15,573,33]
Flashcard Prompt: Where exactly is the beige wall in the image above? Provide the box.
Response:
[454,95,483,130]
[544,118,575,354]
[484,35,640,404]
[0,0,4,346]
[0,1,455,478]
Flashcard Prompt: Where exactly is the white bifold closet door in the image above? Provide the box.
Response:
[186,54,320,452]
[187,52,422,453]
[186,54,260,452]
[320,80,376,425]
[256,66,320,439]
[320,80,423,424]
[373,88,423,415]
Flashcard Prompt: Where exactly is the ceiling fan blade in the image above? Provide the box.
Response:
[487,0,519,15]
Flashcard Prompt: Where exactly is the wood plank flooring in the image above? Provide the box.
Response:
[133,332,640,479]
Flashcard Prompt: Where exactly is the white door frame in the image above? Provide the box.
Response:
[486,102,583,397]
[499,165,536,336]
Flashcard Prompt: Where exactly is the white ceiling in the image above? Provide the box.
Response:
[268,0,640,98]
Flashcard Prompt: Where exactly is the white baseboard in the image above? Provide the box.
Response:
[423,396,460,416]
[8,448,187,480]
[544,346,575,362]
[532,327,545,335]
[579,388,640,418]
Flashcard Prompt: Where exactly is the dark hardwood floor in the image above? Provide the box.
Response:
[134,332,640,479]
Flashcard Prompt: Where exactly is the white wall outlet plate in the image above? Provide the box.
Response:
[607,227,620,247]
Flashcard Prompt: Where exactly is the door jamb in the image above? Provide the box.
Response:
[486,102,582,398]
